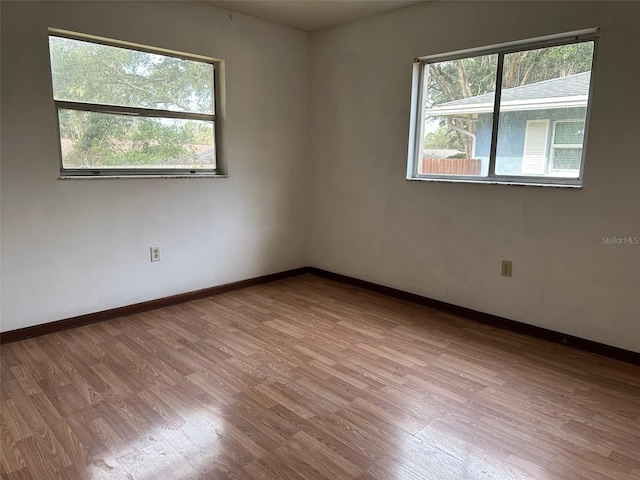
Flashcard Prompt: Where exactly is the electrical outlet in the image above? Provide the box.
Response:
[501,260,512,277]
[150,246,161,262]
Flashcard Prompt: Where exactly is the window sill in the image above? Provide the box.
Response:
[407,177,582,188]
[59,173,229,180]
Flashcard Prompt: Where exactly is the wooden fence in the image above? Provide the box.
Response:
[419,158,481,176]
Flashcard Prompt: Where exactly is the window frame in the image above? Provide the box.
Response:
[407,29,599,187]
[48,28,225,179]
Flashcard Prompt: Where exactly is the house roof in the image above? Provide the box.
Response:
[427,71,591,116]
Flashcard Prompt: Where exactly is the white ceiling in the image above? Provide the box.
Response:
[205,0,427,32]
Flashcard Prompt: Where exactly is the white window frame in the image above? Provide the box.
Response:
[49,29,226,179]
[549,119,585,174]
[406,29,598,187]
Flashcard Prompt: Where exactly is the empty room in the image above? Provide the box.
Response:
[1,1,638,479]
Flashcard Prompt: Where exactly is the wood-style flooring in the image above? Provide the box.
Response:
[1,274,639,479]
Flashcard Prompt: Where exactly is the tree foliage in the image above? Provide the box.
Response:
[423,126,463,150]
[50,36,214,168]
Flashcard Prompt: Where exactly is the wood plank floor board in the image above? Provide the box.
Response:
[1,274,639,479]
[0,412,28,476]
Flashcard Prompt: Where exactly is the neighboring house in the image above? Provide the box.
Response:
[427,71,591,176]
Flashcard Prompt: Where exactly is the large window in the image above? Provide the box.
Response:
[48,30,221,177]
[407,30,598,186]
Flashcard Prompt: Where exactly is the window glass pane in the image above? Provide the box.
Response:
[554,121,584,145]
[419,55,497,176]
[552,148,582,171]
[49,36,214,114]
[495,41,593,176]
[58,109,215,170]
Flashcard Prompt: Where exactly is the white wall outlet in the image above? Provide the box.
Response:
[150,246,161,262]
[501,260,512,277]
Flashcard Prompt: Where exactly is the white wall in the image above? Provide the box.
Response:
[308,1,640,352]
[0,1,310,332]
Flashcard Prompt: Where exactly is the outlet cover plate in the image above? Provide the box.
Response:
[501,260,512,277]
[150,246,161,262]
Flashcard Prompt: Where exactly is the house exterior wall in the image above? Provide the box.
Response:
[474,107,587,175]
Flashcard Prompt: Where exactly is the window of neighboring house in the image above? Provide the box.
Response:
[550,120,585,173]
[48,29,223,177]
[407,29,598,186]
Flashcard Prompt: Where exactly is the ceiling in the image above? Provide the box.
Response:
[205,0,427,32]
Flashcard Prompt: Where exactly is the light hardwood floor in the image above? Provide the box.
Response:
[1,274,639,479]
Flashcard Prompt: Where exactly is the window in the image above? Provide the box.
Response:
[48,30,222,177]
[550,120,585,172]
[407,30,598,186]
